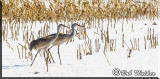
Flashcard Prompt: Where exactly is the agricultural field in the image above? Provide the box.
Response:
[2,0,160,77]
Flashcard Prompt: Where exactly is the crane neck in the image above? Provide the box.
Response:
[53,25,61,40]
[70,25,76,37]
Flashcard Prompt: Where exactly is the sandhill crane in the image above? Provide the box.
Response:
[29,24,67,67]
[47,23,84,65]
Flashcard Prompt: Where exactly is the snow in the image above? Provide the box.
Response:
[2,18,160,77]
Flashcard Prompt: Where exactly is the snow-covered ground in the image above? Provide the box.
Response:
[2,18,160,77]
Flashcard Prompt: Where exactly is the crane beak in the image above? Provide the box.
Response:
[79,25,84,27]
[62,24,69,28]
[77,24,84,27]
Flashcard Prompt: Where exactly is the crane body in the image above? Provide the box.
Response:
[47,23,84,65]
[29,24,67,67]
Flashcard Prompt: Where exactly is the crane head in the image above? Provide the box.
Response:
[72,23,84,27]
[58,24,68,28]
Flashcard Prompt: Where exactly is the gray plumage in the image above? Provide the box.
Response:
[29,24,67,67]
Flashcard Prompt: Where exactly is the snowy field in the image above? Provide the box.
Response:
[2,18,160,77]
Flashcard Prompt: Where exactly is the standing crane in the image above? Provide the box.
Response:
[29,24,68,67]
[47,23,84,65]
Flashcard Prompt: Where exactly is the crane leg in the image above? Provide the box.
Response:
[43,50,46,61]
[30,50,40,67]
[44,51,45,58]
[43,49,49,64]
[47,49,55,63]
[44,49,49,72]
[48,45,54,51]
[58,45,62,65]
